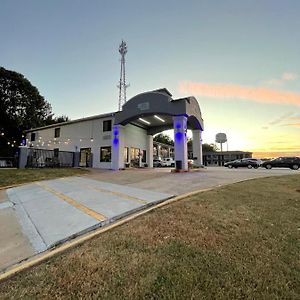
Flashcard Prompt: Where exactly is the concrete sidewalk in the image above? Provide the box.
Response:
[2,177,172,271]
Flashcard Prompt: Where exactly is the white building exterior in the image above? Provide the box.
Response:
[25,88,204,171]
[26,113,151,169]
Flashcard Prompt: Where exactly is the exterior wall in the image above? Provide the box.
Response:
[26,117,114,169]
[124,124,148,167]
[26,118,149,169]
[203,151,252,166]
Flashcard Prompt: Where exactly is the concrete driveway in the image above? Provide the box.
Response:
[85,166,297,195]
[0,166,298,272]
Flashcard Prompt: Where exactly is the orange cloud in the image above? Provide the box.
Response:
[179,82,300,107]
[283,123,300,127]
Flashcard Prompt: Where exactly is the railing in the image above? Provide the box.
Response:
[26,149,74,168]
[0,157,18,168]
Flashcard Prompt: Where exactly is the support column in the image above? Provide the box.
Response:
[73,151,80,167]
[18,146,28,169]
[146,135,153,167]
[173,115,188,171]
[111,124,125,170]
[192,129,203,167]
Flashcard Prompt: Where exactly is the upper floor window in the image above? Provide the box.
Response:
[30,132,36,141]
[54,128,60,138]
[103,120,112,132]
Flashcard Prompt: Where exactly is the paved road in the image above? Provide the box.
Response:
[86,166,298,195]
[0,166,298,272]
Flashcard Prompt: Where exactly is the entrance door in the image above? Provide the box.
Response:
[130,147,140,167]
[80,148,92,167]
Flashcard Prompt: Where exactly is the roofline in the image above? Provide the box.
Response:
[25,112,116,133]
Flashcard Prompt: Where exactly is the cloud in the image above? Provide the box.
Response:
[268,112,294,125]
[262,72,298,86]
[282,72,298,81]
[263,79,282,86]
[283,123,300,127]
[261,126,269,130]
[179,81,300,107]
[288,115,300,121]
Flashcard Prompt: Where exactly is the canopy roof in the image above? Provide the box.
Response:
[115,88,204,135]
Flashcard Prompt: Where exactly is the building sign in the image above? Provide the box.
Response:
[137,102,150,111]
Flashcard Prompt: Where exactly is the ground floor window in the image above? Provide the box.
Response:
[100,146,111,162]
[124,147,129,163]
[142,150,146,163]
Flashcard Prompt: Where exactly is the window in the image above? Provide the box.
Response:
[142,150,146,163]
[31,133,36,141]
[103,120,112,132]
[100,146,111,162]
[54,128,60,138]
[124,147,129,162]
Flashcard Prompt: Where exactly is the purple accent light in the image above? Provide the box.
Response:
[113,138,119,145]
[113,129,119,136]
[175,132,183,142]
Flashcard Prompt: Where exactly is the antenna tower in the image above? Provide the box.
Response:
[117,40,129,111]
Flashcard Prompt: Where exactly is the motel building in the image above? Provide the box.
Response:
[23,88,204,171]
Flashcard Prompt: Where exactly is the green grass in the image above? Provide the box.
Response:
[0,168,89,188]
[0,175,300,299]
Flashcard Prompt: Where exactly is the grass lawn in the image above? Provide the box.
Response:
[0,168,89,188]
[0,175,299,299]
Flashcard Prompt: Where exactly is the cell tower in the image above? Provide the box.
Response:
[117,40,129,111]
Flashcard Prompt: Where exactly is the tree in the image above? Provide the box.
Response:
[202,143,218,152]
[45,115,70,125]
[0,67,52,156]
[187,139,218,152]
[153,133,174,146]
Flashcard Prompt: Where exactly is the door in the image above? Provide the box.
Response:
[80,148,92,167]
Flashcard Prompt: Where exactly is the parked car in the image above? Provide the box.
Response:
[161,157,175,167]
[261,157,300,170]
[153,159,163,167]
[224,158,260,169]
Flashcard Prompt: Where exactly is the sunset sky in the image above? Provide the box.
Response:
[1,0,299,157]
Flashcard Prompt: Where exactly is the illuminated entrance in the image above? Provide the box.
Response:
[112,88,204,171]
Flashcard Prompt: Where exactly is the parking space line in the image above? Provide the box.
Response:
[61,178,148,205]
[35,182,106,221]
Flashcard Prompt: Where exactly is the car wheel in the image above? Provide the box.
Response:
[158,164,162,167]
[228,165,233,169]
[265,164,272,169]
[171,163,175,167]
[292,164,299,170]
[247,164,253,169]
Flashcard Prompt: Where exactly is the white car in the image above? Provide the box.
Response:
[161,157,175,167]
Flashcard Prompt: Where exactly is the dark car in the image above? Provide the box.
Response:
[261,157,300,170]
[153,159,163,167]
[224,158,259,169]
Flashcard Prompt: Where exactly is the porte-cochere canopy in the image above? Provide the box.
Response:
[114,88,204,135]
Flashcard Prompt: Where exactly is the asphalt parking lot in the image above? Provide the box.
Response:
[0,166,297,272]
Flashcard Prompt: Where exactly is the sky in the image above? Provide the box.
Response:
[1,0,300,156]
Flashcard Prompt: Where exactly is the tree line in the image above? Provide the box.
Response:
[0,67,69,156]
